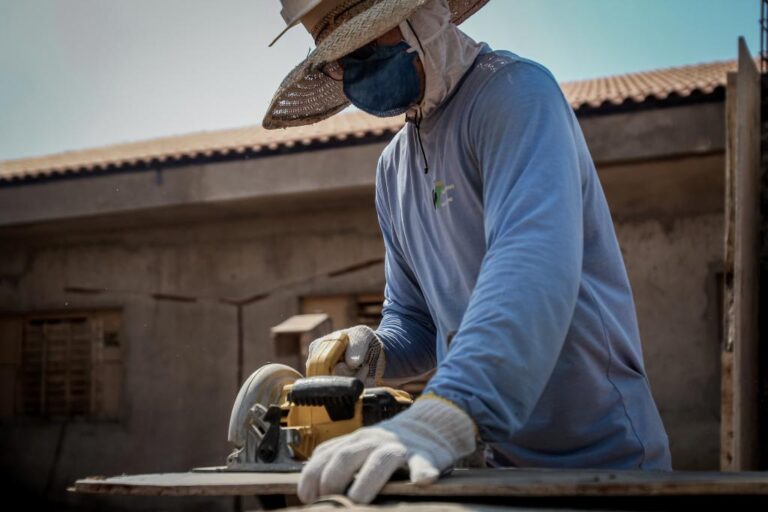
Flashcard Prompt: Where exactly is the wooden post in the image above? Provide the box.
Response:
[721,37,761,471]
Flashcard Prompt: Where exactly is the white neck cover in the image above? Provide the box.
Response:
[399,0,484,120]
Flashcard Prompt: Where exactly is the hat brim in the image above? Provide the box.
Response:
[263,0,489,130]
[269,0,324,47]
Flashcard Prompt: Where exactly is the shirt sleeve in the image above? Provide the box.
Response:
[423,61,585,442]
[373,154,438,379]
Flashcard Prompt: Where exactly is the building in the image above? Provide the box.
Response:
[0,58,738,509]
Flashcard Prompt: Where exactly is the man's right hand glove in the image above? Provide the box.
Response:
[306,325,385,386]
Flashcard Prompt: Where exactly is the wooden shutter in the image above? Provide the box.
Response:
[18,311,122,419]
[21,317,92,417]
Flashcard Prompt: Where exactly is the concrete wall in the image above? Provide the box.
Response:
[0,205,386,510]
[616,213,723,470]
[603,151,725,470]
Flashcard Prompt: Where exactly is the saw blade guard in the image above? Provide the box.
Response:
[228,363,301,447]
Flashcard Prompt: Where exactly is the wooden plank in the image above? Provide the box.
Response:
[721,37,762,471]
[72,468,768,497]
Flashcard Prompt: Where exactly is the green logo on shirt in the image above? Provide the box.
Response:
[433,180,455,209]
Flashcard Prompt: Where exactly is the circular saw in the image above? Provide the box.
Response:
[222,330,413,472]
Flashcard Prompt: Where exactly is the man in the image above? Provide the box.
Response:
[263,0,672,505]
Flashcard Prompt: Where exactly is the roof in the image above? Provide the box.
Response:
[0,113,403,183]
[0,58,739,183]
[560,58,735,109]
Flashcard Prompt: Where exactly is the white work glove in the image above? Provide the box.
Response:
[297,394,477,504]
[306,325,385,386]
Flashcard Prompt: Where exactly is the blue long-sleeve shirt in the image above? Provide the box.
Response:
[374,46,672,469]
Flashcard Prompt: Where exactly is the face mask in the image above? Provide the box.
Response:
[341,41,421,117]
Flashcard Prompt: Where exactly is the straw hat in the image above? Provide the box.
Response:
[262,0,489,130]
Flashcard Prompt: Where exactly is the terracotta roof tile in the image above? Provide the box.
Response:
[0,58,742,182]
[560,58,737,109]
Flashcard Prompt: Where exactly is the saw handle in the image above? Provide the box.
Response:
[306,331,349,377]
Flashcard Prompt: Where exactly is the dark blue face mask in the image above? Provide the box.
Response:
[340,41,421,117]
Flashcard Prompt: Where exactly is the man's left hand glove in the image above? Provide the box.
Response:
[297,395,477,504]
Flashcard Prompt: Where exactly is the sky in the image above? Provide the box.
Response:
[0,0,761,162]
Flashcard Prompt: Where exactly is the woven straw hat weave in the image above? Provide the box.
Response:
[262,0,489,130]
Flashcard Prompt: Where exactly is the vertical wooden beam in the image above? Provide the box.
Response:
[721,37,762,471]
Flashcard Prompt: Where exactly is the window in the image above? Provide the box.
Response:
[0,310,122,419]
